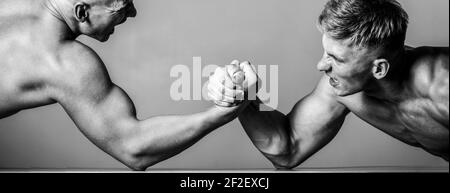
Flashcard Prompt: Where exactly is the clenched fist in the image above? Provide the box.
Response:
[208,60,260,107]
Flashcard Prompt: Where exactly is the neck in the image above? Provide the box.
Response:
[42,0,80,41]
[363,79,403,103]
[363,48,410,103]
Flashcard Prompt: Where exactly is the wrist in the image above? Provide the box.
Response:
[211,104,240,118]
[237,98,263,121]
[202,105,240,126]
[246,97,262,111]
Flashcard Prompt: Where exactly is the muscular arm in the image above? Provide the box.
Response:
[238,76,350,169]
[50,43,238,171]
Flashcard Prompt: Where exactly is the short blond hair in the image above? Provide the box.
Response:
[318,0,409,51]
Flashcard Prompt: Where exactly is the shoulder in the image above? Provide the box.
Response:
[410,46,448,68]
[57,41,109,75]
[409,46,448,73]
[408,46,449,99]
[49,41,113,100]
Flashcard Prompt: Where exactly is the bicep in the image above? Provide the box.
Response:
[286,76,349,164]
[49,44,139,155]
[58,84,138,143]
[55,82,140,166]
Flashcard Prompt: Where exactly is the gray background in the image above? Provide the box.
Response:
[0,0,448,170]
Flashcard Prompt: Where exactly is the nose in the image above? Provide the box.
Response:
[317,54,332,72]
[127,2,137,18]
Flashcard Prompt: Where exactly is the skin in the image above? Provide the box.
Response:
[209,33,449,168]
[0,0,244,171]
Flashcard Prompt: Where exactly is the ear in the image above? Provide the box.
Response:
[74,3,89,23]
[371,59,390,80]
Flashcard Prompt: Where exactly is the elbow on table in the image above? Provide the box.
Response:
[115,138,162,171]
[120,148,163,171]
[265,142,303,170]
[272,160,301,170]
[268,152,302,170]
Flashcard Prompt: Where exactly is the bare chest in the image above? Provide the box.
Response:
[340,94,448,155]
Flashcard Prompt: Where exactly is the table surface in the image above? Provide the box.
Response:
[1,166,448,173]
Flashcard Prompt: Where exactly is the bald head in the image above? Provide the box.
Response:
[63,0,130,8]
[48,0,136,42]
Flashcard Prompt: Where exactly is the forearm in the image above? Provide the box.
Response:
[125,106,240,170]
[62,84,242,171]
[238,98,295,167]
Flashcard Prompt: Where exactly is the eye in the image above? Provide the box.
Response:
[325,53,344,66]
[323,54,334,63]
[332,59,341,66]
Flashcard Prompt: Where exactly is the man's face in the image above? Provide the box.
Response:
[86,0,137,42]
[317,33,378,96]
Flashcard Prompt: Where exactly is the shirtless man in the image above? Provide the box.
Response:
[208,0,449,168]
[0,0,245,170]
